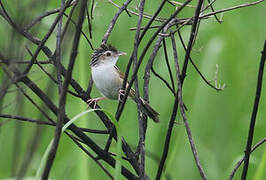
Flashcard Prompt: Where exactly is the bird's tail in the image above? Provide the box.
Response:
[140,98,160,123]
[132,97,159,123]
[128,89,159,122]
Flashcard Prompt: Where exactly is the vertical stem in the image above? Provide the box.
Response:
[41,0,88,179]
[171,32,207,180]
[133,1,146,178]
[241,39,266,180]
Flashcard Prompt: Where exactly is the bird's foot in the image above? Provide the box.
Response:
[87,97,105,109]
[118,89,126,102]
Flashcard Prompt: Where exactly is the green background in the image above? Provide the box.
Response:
[0,0,266,179]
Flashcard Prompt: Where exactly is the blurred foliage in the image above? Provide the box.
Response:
[0,0,266,179]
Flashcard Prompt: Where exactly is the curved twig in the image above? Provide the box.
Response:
[230,137,266,179]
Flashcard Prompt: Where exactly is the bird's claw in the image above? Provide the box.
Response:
[118,89,125,102]
[87,99,98,109]
[87,97,105,109]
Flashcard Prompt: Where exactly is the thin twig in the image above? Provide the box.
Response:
[180,0,204,83]
[0,113,109,135]
[25,46,81,98]
[205,0,221,23]
[86,5,93,39]
[160,0,265,37]
[102,0,133,44]
[0,60,51,64]
[0,114,55,126]
[200,0,265,20]
[170,0,196,8]
[99,0,144,174]
[61,3,78,42]
[63,12,94,49]
[55,0,64,94]
[24,2,73,30]
[177,29,224,91]
[67,132,114,180]
[3,66,55,124]
[23,0,72,75]
[143,19,174,101]
[229,137,266,180]
[171,32,207,180]
[241,39,266,180]
[151,66,175,95]
[162,38,175,91]
[108,0,166,22]
[155,33,180,180]
[132,0,146,178]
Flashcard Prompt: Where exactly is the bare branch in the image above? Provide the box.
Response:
[241,39,266,179]
[23,0,73,75]
[0,114,55,126]
[42,0,88,178]
[171,32,207,180]
[180,0,204,83]
[108,0,166,22]
[102,0,133,44]
[200,0,265,20]
[230,137,266,180]
[177,30,225,91]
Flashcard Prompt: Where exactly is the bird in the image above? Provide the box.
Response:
[88,44,159,123]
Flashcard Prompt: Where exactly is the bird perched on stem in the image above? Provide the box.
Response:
[88,44,159,123]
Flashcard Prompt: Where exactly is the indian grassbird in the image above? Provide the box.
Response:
[88,44,159,123]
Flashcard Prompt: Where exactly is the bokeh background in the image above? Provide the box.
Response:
[0,0,266,179]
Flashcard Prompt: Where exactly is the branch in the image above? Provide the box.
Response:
[230,137,266,179]
[206,0,222,23]
[171,32,207,179]
[150,66,175,95]
[181,0,204,83]
[132,0,147,178]
[0,114,55,126]
[67,132,114,180]
[23,0,73,75]
[241,39,266,179]
[102,0,133,44]
[55,0,64,94]
[42,0,87,178]
[143,18,173,102]
[199,0,265,20]
[25,5,71,30]
[155,32,180,180]
[177,29,224,91]
[62,12,94,49]
[0,59,51,64]
[108,0,166,22]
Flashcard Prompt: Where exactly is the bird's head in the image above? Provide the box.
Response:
[90,44,126,67]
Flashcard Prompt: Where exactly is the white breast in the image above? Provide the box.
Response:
[91,64,122,99]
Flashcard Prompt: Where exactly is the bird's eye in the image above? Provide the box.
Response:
[106,52,111,56]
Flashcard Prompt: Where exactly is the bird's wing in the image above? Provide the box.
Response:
[114,65,125,79]
[114,65,136,98]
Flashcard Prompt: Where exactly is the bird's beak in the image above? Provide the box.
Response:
[117,51,127,56]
